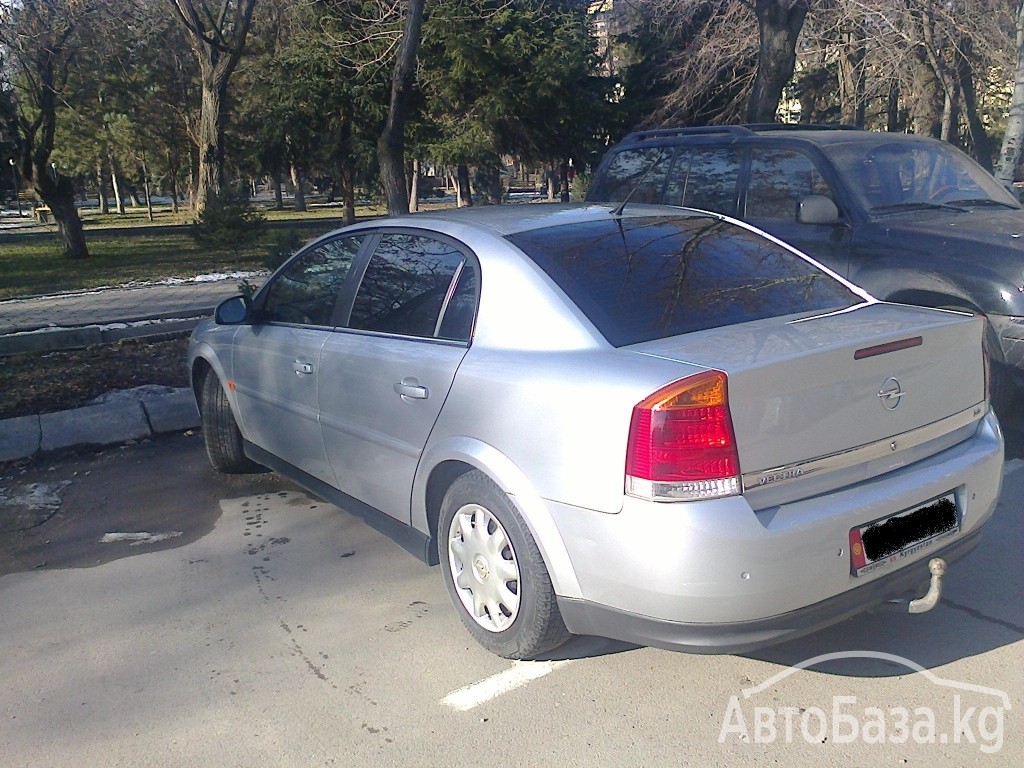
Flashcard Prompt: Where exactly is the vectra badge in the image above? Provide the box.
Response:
[877,377,904,410]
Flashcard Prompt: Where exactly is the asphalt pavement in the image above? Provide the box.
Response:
[0,275,262,463]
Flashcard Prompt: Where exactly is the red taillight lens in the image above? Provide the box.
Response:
[625,370,741,501]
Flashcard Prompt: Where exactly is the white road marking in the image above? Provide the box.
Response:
[441,660,574,711]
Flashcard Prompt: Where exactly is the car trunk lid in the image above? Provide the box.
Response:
[628,302,987,507]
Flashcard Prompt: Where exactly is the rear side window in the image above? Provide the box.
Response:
[589,147,677,204]
[348,233,467,338]
[680,147,741,214]
[590,146,740,215]
[507,216,859,347]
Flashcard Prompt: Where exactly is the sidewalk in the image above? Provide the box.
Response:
[0,272,261,354]
[0,274,263,463]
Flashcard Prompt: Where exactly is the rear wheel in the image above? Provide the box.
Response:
[439,470,570,659]
[200,370,260,474]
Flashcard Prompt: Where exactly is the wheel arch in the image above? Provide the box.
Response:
[413,438,583,598]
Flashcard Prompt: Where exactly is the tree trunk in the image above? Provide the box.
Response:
[340,157,356,226]
[377,0,425,216]
[110,156,126,214]
[96,160,109,214]
[290,164,306,212]
[33,169,88,259]
[886,81,902,133]
[839,21,866,127]
[547,162,558,201]
[195,82,225,212]
[746,0,809,123]
[997,1,1024,187]
[409,157,420,213]
[272,170,283,210]
[958,38,992,170]
[142,160,154,222]
[456,164,473,207]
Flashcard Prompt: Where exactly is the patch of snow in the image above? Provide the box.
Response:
[87,385,184,405]
[100,531,184,546]
[0,481,73,511]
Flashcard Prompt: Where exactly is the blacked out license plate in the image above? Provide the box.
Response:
[849,493,959,576]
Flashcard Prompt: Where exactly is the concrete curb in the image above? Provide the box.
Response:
[0,317,202,356]
[0,386,201,463]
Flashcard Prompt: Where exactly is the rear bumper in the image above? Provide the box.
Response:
[545,410,1002,649]
[557,527,984,654]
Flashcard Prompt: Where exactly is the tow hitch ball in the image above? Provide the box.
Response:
[887,557,947,614]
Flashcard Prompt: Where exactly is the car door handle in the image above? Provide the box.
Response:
[293,360,314,375]
[394,379,429,400]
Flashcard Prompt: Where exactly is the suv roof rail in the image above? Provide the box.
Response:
[744,123,863,132]
[622,126,754,142]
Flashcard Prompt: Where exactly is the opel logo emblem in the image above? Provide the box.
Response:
[878,377,904,410]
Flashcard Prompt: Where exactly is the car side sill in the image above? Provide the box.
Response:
[243,440,437,565]
[557,527,983,655]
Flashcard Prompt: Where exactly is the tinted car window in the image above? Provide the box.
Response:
[437,264,477,342]
[507,216,860,347]
[349,234,465,338]
[746,148,834,221]
[260,235,364,326]
[682,147,741,214]
[820,139,1019,213]
[589,147,677,204]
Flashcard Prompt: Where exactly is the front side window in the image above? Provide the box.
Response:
[348,234,467,338]
[260,235,365,326]
[746,148,834,221]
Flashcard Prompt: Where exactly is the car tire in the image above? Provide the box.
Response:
[439,470,571,660]
[200,370,259,474]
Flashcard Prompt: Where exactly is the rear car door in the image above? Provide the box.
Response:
[230,234,366,484]
[318,231,477,521]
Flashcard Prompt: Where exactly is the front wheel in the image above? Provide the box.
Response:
[199,370,260,474]
[439,471,570,659]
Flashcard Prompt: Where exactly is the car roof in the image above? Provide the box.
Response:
[346,202,712,237]
[616,125,942,150]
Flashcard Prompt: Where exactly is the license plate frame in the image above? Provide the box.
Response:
[849,492,959,577]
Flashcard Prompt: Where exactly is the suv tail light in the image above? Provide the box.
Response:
[625,370,741,502]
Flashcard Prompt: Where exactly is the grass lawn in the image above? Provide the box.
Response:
[0,209,363,300]
[1,232,276,300]
[0,197,478,300]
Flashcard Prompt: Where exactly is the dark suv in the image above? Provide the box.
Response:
[587,125,1024,406]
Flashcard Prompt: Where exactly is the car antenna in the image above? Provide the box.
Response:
[612,149,668,217]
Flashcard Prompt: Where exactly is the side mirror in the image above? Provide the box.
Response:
[797,194,841,225]
[215,295,250,325]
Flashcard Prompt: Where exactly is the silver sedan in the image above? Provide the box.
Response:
[188,204,1003,659]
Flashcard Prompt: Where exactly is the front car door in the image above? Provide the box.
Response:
[741,145,852,276]
[318,231,477,521]
[230,234,366,484]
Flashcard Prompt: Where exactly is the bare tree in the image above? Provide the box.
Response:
[998,0,1024,185]
[747,0,810,121]
[1,0,92,259]
[168,0,256,213]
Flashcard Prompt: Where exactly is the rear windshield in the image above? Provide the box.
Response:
[506,215,861,347]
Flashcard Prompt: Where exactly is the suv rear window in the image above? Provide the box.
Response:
[507,215,860,347]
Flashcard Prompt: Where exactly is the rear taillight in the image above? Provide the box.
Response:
[980,316,992,405]
[625,370,741,502]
